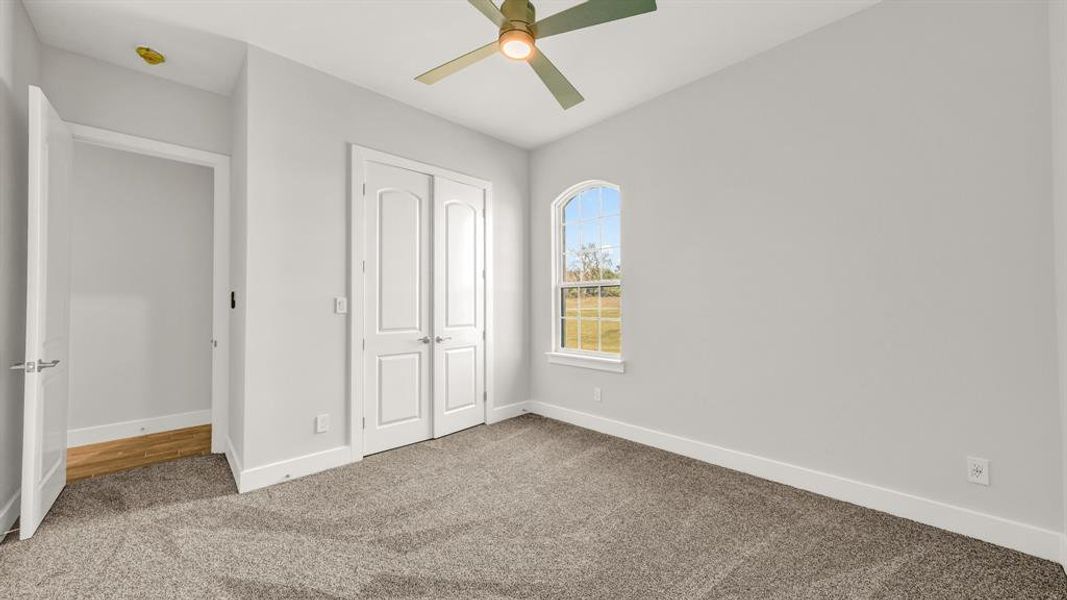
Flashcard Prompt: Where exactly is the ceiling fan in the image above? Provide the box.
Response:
[416,0,658,110]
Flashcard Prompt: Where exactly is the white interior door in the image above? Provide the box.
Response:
[362,161,433,455]
[432,177,485,438]
[19,86,73,539]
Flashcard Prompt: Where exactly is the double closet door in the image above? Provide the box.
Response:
[361,158,486,456]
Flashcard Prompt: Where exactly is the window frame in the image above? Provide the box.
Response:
[547,180,625,373]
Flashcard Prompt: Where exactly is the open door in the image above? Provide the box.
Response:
[17,86,73,539]
[432,176,486,438]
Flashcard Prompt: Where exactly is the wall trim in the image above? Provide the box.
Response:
[1060,534,1067,573]
[525,400,1062,563]
[0,489,19,535]
[487,401,529,424]
[238,446,351,494]
[67,409,211,447]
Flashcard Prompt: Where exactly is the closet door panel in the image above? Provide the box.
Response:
[432,177,486,438]
[362,161,433,455]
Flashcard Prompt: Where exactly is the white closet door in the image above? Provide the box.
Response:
[362,161,433,455]
[432,177,485,438]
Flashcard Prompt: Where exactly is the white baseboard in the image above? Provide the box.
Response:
[0,489,19,535]
[224,436,244,492]
[487,401,529,424]
[525,400,1062,563]
[67,409,212,447]
[237,446,351,493]
[1060,534,1067,572]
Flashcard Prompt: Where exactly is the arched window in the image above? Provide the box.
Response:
[549,181,624,372]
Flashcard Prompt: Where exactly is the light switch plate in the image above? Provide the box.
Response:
[315,414,330,434]
[334,297,348,314]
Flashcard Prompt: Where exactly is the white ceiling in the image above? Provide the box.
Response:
[24,0,879,148]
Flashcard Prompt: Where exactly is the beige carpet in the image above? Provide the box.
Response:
[1,414,1064,599]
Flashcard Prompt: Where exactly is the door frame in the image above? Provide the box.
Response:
[348,145,493,462]
[67,123,231,454]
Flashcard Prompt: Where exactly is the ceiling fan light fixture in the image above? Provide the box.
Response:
[499,29,534,61]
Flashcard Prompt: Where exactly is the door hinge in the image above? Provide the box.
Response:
[362,339,366,351]
[362,417,365,429]
[362,261,366,273]
[362,182,366,196]
[483,391,487,402]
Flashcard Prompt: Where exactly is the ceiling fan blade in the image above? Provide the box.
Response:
[468,0,507,28]
[529,50,584,109]
[416,41,498,85]
[534,0,657,39]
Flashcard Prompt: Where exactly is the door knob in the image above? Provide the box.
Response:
[435,336,452,343]
[416,336,432,344]
[8,359,59,373]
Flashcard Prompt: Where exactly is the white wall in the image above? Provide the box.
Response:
[67,142,213,441]
[0,0,40,533]
[237,46,528,471]
[39,46,230,155]
[530,0,1061,536]
[1051,0,1067,566]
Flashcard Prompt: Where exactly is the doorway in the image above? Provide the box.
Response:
[65,123,231,457]
[17,86,231,540]
[350,147,491,457]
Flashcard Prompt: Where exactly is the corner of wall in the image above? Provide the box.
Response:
[227,47,249,465]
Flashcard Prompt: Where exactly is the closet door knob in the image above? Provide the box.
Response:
[435,336,452,343]
[416,336,432,344]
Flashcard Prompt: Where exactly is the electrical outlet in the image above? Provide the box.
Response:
[593,387,602,402]
[967,456,989,486]
[334,297,348,314]
[315,414,330,434]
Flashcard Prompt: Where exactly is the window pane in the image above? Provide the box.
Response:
[600,247,621,280]
[564,253,581,282]
[579,287,599,318]
[563,198,580,223]
[580,189,600,220]
[562,288,579,317]
[579,250,600,281]
[601,286,621,318]
[557,184,622,357]
[601,187,620,215]
[562,318,579,349]
[600,215,620,248]
[563,223,580,253]
[578,219,599,249]
[580,319,599,352]
[601,319,621,354]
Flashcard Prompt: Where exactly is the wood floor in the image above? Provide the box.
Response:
[66,425,212,482]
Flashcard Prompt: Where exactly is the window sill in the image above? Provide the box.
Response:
[545,352,626,374]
